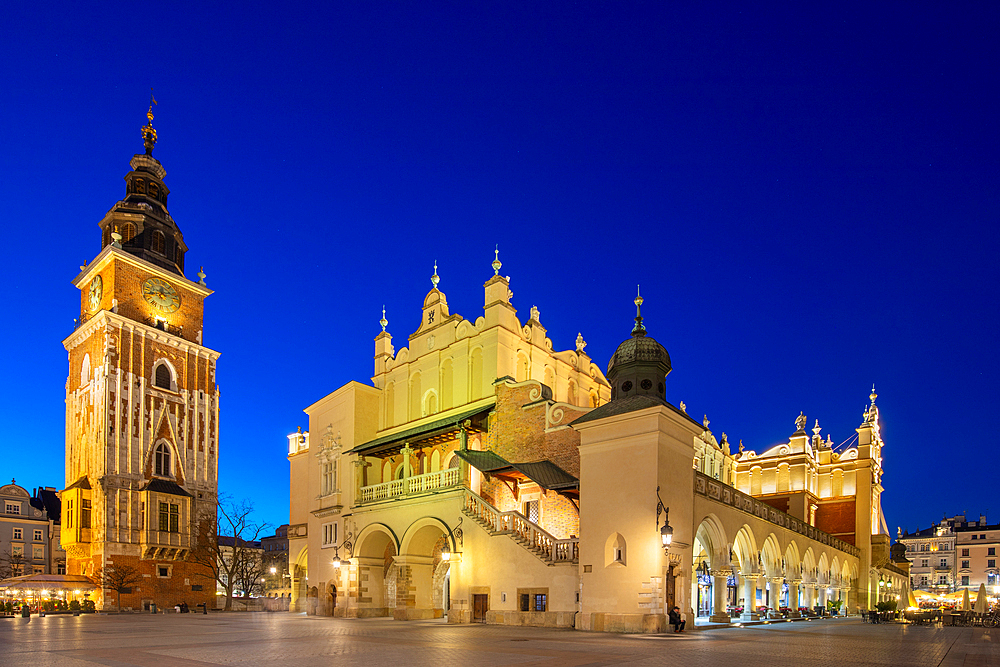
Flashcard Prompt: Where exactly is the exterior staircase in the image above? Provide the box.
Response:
[462,490,579,566]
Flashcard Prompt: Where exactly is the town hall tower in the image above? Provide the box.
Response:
[61,107,220,609]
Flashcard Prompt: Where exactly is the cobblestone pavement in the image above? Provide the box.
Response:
[0,614,996,667]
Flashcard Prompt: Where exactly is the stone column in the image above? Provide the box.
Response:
[741,573,759,621]
[768,578,783,618]
[818,585,827,614]
[709,572,731,623]
[788,581,801,618]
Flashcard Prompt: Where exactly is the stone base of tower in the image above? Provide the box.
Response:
[69,553,215,611]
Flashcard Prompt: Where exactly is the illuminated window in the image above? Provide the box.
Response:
[32,545,43,560]
[159,502,179,532]
[11,544,23,557]
[81,499,91,529]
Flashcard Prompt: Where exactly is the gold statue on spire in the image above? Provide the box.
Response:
[142,88,158,155]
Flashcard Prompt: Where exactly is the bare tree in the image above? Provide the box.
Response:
[232,542,266,600]
[189,496,269,610]
[2,549,25,579]
[93,563,143,610]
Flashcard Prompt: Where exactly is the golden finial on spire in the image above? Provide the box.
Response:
[631,285,646,337]
[141,88,158,155]
[431,261,440,289]
[492,244,502,276]
[870,384,877,405]
[379,305,388,332]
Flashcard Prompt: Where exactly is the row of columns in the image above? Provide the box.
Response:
[707,569,850,622]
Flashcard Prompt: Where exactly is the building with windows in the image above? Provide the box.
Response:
[955,517,999,594]
[899,514,999,595]
[261,525,290,598]
[287,261,907,632]
[898,517,960,593]
[60,108,219,610]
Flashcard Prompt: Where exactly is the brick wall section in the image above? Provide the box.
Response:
[88,552,215,610]
[815,499,857,545]
[489,380,590,477]
[79,259,206,345]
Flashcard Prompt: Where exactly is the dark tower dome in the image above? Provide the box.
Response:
[606,288,671,402]
[97,101,188,277]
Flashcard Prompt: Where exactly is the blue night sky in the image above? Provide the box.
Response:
[2,3,997,534]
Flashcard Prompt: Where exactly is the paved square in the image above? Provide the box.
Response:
[1,614,996,667]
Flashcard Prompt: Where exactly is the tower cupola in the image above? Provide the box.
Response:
[606,287,671,401]
[97,101,188,276]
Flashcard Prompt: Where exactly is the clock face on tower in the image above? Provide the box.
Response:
[88,275,103,312]
[142,277,181,313]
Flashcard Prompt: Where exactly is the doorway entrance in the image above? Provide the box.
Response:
[472,594,488,623]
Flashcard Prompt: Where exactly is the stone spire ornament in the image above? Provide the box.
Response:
[492,245,502,276]
[631,285,646,336]
[431,261,440,289]
[197,267,207,286]
[812,419,822,438]
[379,305,388,332]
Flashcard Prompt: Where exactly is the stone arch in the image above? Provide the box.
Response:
[355,524,400,616]
[290,544,308,612]
[384,381,395,428]
[693,514,728,620]
[80,353,91,386]
[430,449,441,472]
[543,366,555,393]
[760,534,782,577]
[694,514,728,567]
[409,371,422,421]
[431,559,451,617]
[151,357,178,392]
[440,358,454,410]
[398,517,454,620]
[566,379,578,406]
[382,459,393,483]
[469,347,484,401]
[605,532,627,567]
[817,552,830,585]
[515,351,529,382]
[732,525,758,575]
[784,540,802,578]
[423,389,438,417]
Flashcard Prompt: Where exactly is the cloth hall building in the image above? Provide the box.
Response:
[287,261,908,632]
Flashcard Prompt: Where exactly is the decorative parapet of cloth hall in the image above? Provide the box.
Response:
[694,471,860,558]
[358,467,463,504]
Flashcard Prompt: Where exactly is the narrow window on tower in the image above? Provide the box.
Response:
[155,364,172,389]
[154,443,171,476]
[122,222,137,243]
[159,502,169,531]
[81,499,91,529]
[169,504,179,532]
[152,230,165,254]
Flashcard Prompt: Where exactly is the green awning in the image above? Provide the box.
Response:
[349,402,493,457]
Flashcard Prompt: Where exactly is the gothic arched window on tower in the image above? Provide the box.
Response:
[154,443,172,477]
[154,363,172,390]
[122,223,137,244]
[152,230,166,254]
